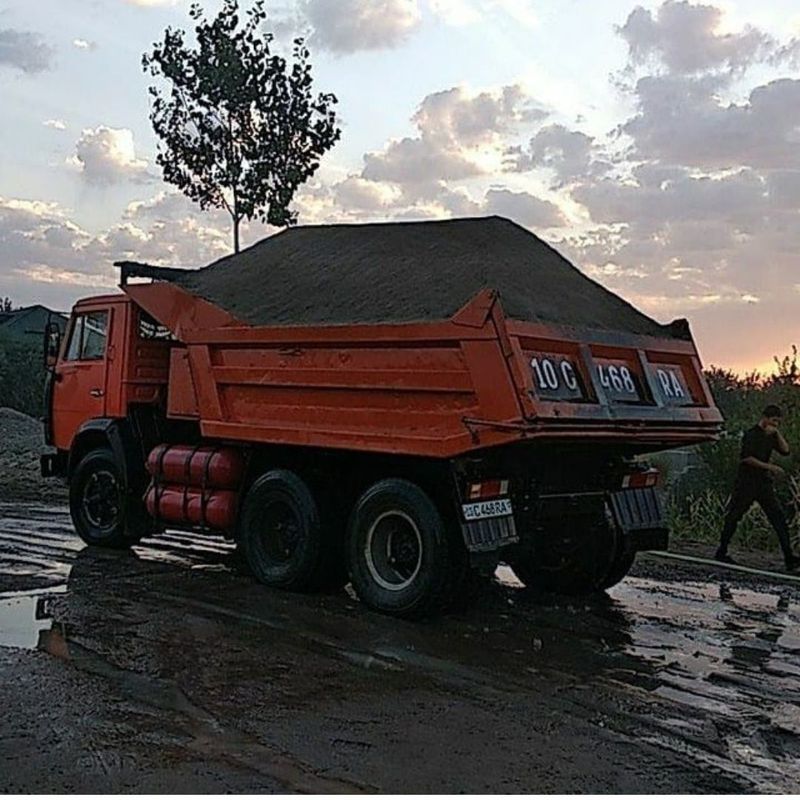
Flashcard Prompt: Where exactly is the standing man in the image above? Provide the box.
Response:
[716,405,800,571]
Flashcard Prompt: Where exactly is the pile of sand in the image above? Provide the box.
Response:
[176,216,677,337]
[0,408,66,502]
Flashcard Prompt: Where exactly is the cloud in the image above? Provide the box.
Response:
[0,28,54,74]
[490,0,538,29]
[72,127,150,186]
[547,2,800,370]
[302,0,422,53]
[484,187,565,228]
[618,1,775,76]
[281,0,538,54]
[362,84,545,191]
[333,176,401,210]
[43,119,67,131]
[564,159,800,338]
[573,164,766,232]
[301,173,566,230]
[504,123,610,186]
[72,39,96,51]
[0,192,258,308]
[293,83,564,228]
[623,75,800,170]
[363,137,483,185]
[414,84,545,147]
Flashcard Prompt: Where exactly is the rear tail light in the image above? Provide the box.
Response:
[467,479,510,500]
[621,468,659,489]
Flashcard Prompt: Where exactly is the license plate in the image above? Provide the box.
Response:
[462,498,513,521]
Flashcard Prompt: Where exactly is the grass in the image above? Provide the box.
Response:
[666,474,800,553]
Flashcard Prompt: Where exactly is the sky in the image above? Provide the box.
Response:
[1,0,799,373]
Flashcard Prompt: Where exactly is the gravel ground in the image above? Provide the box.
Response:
[0,407,66,502]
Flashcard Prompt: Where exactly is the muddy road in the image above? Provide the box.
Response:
[1,503,799,793]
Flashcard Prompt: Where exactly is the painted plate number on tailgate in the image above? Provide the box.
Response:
[595,359,642,403]
[529,353,585,401]
[653,365,693,406]
[462,498,513,521]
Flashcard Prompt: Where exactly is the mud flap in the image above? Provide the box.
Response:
[460,514,519,553]
[609,487,668,552]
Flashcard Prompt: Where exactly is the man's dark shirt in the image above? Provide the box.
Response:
[736,424,778,490]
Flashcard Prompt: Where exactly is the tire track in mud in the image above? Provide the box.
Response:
[147,585,797,792]
[34,629,373,794]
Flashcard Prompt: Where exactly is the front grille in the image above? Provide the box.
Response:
[461,515,519,553]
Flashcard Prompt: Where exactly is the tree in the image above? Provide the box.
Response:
[143,0,340,253]
[1,297,13,312]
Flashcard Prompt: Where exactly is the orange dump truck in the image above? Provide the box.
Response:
[41,217,722,617]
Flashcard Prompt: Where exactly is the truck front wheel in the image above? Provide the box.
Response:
[346,479,460,618]
[70,447,144,549]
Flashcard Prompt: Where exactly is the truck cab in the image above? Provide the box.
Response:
[43,295,173,481]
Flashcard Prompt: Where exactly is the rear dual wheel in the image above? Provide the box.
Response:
[346,479,466,618]
[238,469,346,593]
[239,471,471,617]
[509,509,634,595]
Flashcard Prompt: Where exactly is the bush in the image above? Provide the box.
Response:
[0,330,46,417]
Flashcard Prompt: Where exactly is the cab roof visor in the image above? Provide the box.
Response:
[115,261,189,286]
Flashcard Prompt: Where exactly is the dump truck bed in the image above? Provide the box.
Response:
[122,217,722,458]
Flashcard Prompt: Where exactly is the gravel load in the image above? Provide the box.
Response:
[176,216,675,337]
[0,407,65,501]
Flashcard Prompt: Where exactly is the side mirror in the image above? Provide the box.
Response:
[44,321,61,369]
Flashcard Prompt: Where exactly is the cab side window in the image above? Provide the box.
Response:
[63,311,109,361]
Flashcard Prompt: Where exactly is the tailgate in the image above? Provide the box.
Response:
[505,319,722,435]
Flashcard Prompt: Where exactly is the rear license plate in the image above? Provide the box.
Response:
[462,498,513,521]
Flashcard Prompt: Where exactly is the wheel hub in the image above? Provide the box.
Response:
[364,511,423,592]
[260,501,301,564]
[82,469,120,530]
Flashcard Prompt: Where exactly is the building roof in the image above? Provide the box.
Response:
[0,305,67,337]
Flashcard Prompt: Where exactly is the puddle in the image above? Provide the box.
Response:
[0,593,62,650]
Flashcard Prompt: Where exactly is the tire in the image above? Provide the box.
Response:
[509,508,623,596]
[447,563,487,612]
[238,469,339,592]
[346,478,461,619]
[69,447,145,549]
[598,547,635,591]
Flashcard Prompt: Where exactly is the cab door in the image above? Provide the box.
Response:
[51,308,112,450]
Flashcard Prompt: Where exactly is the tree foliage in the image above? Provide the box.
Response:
[142,0,340,252]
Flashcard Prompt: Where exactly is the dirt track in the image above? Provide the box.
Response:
[1,502,799,793]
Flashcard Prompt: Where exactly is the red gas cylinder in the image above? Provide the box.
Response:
[145,484,238,531]
[147,444,244,489]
